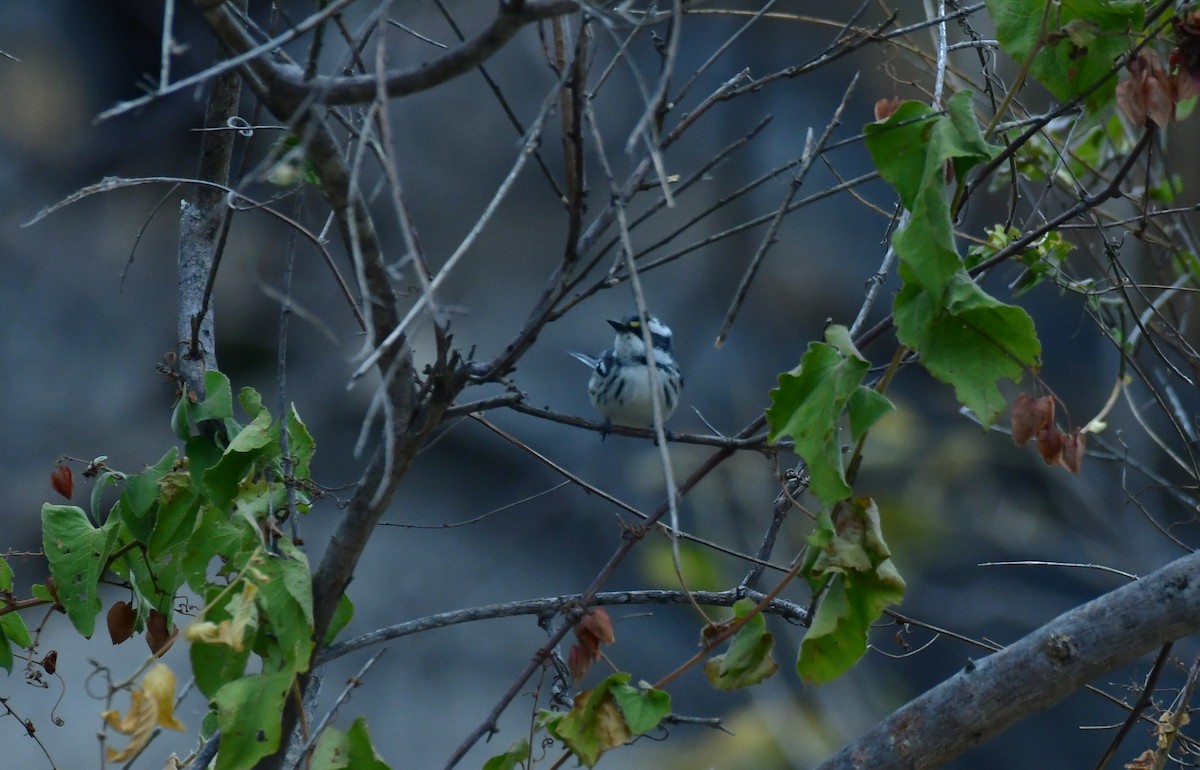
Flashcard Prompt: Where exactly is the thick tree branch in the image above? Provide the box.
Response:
[818,550,1200,770]
[177,3,246,400]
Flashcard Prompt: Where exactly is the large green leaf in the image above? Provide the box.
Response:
[309,718,390,770]
[41,504,118,637]
[705,598,779,690]
[767,326,894,504]
[987,0,1143,114]
[247,543,314,672]
[214,671,294,770]
[894,269,1040,425]
[866,91,1040,427]
[798,498,906,684]
[542,673,670,767]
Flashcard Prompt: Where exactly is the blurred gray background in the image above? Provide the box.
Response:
[2,1,1196,768]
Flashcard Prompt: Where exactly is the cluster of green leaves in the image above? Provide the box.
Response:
[539,673,672,768]
[29,371,371,770]
[761,0,1158,697]
[866,91,1041,426]
[765,93,1043,683]
[967,224,1074,297]
[766,327,904,684]
[986,0,1144,115]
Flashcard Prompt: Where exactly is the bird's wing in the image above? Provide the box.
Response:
[567,351,600,369]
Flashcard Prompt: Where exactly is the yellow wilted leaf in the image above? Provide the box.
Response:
[183,582,258,651]
[101,664,185,761]
[143,664,185,731]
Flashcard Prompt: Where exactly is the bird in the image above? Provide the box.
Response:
[569,313,684,432]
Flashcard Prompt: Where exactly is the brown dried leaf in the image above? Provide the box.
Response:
[568,644,591,681]
[50,464,73,500]
[873,97,902,122]
[1060,429,1086,474]
[107,601,135,645]
[1117,51,1176,127]
[145,609,177,657]
[1037,426,1065,467]
[1011,394,1054,445]
[578,608,615,646]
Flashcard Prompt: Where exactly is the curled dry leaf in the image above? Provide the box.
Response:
[1116,51,1176,127]
[41,650,57,676]
[568,644,590,681]
[100,663,185,762]
[1037,426,1066,467]
[577,608,615,647]
[569,608,616,681]
[49,464,73,500]
[107,600,136,645]
[873,96,902,121]
[145,609,177,657]
[1060,428,1086,474]
[1011,393,1055,445]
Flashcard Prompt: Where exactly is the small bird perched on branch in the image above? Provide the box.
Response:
[569,313,684,433]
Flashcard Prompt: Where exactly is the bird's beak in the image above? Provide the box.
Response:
[607,319,626,332]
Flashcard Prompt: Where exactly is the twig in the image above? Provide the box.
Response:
[318,590,807,665]
[715,73,858,347]
[289,650,387,770]
[350,69,569,381]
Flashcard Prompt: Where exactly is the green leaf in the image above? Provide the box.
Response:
[183,505,254,593]
[214,671,294,770]
[203,408,275,508]
[310,725,351,770]
[41,504,117,637]
[171,396,191,441]
[190,628,251,700]
[847,387,894,443]
[0,558,11,592]
[247,543,313,672]
[798,499,905,684]
[89,469,124,527]
[323,594,354,647]
[148,471,200,558]
[705,598,779,690]
[287,405,316,480]
[767,325,891,504]
[867,91,1040,428]
[610,681,670,735]
[238,386,267,419]
[543,673,651,767]
[123,448,179,520]
[345,718,390,770]
[0,628,13,673]
[894,270,1040,425]
[117,448,179,543]
[987,0,1143,114]
[0,612,32,650]
[309,718,390,770]
[191,370,235,423]
[483,741,531,770]
[866,92,998,296]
